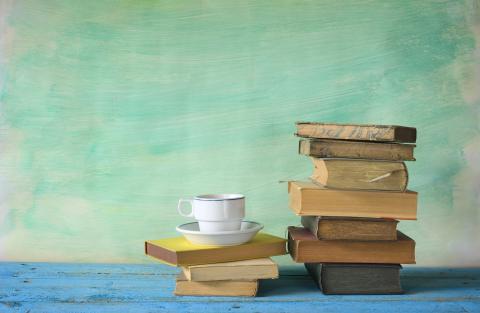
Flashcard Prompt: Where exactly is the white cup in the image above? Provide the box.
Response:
[177,194,245,232]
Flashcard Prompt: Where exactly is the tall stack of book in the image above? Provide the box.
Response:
[145,233,286,296]
[287,122,418,294]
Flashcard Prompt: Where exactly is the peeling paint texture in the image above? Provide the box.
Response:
[0,1,479,265]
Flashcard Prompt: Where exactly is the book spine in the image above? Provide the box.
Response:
[299,139,416,161]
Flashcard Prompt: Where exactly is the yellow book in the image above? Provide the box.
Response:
[145,233,287,266]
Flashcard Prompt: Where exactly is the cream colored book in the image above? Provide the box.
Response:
[174,273,258,297]
[181,258,278,282]
[288,181,417,220]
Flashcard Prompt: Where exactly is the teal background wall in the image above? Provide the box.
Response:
[0,0,479,265]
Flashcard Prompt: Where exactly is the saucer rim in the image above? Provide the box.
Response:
[176,221,263,235]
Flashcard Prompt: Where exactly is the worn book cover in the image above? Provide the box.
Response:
[301,216,398,241]
[305,263,403,295]
[288,181,417,220]
[181,258,278,281]
[175,272,258,297]
[288,226,415,264]
[145,233,286,266]
[299,139,416,161]
[296,122,416,143]
[310,158,408,191]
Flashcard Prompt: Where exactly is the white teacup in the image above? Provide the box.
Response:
[177,194,245,232]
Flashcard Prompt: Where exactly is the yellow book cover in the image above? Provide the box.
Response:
[145,233,287,266]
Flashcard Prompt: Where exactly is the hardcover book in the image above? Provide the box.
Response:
[175,273,258,297]
[288,226,415,264]
[288,181,417,220]
[299,139,415,161]
[305,263,403,295]
[145,233,287,266]
[310,158,408,191]
[301,216,398,241]
[296,122,416,143]
[181,258,278,281]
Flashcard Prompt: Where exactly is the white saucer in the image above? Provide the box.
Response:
[176,221,263,246]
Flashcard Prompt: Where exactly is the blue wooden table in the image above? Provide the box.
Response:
[1,262,479,313]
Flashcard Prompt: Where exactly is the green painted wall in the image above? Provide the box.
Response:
[0,0,479,265]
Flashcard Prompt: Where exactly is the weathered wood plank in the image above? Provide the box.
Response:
[0,263,479,313]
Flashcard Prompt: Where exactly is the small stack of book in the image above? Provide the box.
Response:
[145,233,286,296]
[287,122,418,294]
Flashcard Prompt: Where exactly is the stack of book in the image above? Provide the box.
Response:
[287,122,418,294]
[145,233,286,296]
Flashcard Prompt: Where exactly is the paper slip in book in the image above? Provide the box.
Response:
[310,158,408,191]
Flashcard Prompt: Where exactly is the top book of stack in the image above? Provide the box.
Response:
[145,233,287,266]
[296,122,417,143]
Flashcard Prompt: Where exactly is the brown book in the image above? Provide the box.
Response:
[310,158,408,191]
[299,139,415,161]
[296,122,416,143]
[145,233,287,266]
[288,226,415,264]
[175,273,258,297]
[301,216,398,241]
[288,181,417,220]
[181,258,278,282]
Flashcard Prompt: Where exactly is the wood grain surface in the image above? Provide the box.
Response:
[1,262,479,313]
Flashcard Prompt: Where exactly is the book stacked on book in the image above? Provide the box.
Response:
[145,233,287,296]
[287,122,418,294]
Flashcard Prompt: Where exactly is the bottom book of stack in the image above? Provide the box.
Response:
[175,258,278,297]
[305,263,403,295]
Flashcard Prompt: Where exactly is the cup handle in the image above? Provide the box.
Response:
[178,198,194,218]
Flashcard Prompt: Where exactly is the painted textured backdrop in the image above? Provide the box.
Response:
[0,0,479,266]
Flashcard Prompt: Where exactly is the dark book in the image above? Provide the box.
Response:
[305,263,403,295]
[301,216,398,241]
[299,139,415,161]
[310,158,408,191]
[296,122,416,143]
[288,226,415,264]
